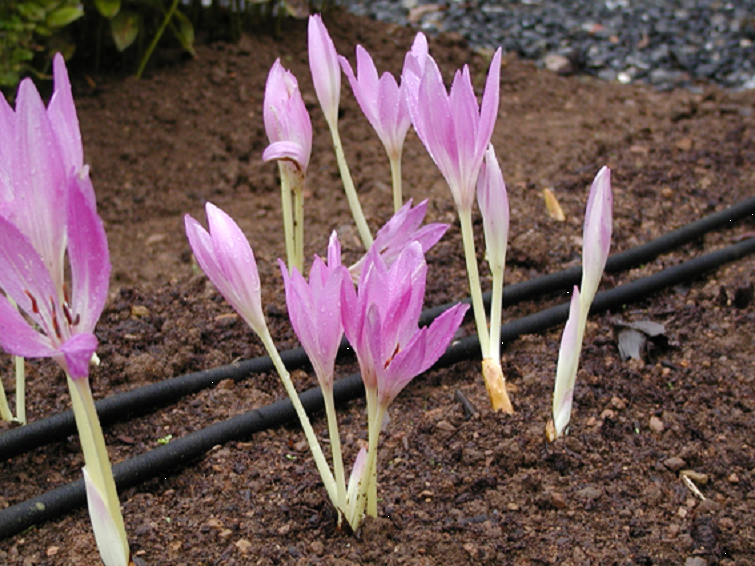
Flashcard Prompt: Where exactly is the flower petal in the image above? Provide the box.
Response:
[0,294,55,359]
[83,467,130,566]
[68,176,111,334]
[308,14,341,127]
[60,333,99,379]
[552,286,581,439]
[581,166,613,307]
[48,53,84,179]
[14,77,68,289]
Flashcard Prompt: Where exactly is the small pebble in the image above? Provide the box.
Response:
[649,416,665,433]
[664,457,686,471]
[685,557,708,566]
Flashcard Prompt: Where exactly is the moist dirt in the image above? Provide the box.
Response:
[1,8,754,566]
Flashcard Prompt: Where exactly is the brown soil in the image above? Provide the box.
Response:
[2,8,755,566]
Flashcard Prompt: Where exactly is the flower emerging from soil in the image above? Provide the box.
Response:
[0,53,129,566]
[341,240,468,524]
[549,167,613,440]
[279,231,351,519]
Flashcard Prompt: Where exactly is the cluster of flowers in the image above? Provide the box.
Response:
[0,13,612,565]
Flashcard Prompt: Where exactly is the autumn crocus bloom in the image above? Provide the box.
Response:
[339,45,411,163]
[279,231,351,517]
[550,286,581,440]
[548,167,613,441]
[185,203,266,338]
[404,47,502,213]
[580,166,613,307]
[262,59,313,272]
[0,54,129,566]
[186,204,340,514]
[308,13,341,128]
[308,14,373,248]
[475,145,514,412]
[279,232,347,391]
[341,241,468,522]
[348,199,448,281]
[0,57,108,381]
[262,58,313,174]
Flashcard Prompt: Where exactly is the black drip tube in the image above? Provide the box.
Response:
[1,195,753,462]
[1,236,753,541]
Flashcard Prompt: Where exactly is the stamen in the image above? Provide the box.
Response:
[24,290,39,314]
[50,297,62,339]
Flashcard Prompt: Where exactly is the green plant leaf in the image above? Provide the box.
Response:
[171,10,195,56]
[110,10,140,52]
[46,6,84,28]
[94,0,121,19]
[17,3,46,21]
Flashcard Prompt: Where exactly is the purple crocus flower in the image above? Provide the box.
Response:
[262,59,313,174]
[403,46,502,213]
[348,199,448,281]
[341,241,468,408]
[477,144,509,274]
[185,203,266,338]
[339,45,411,161]
[581,166,613,307]
[279,232,349,390]
[0,55,110,380]
[308,13,341,128]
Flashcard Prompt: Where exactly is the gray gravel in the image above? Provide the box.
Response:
[337,0,755,91]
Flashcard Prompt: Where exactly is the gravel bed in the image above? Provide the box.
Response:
[337,0,755,91]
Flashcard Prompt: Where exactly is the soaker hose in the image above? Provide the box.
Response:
[1,195,753,462]
[1,236,753,541]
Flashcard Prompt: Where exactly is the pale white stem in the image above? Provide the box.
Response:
[353,395,385,524]
[67,374,129,560]
[278,163,296,273]
[328,121,374,250]
[14,355,25,425]
[292,175,305,273]
[458,208,489,356]
[257,327,338,508]
[0,371,12,422]
[389,152,403,214]
[322,385,346,520]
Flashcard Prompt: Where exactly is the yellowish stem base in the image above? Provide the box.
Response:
[482,358,514,414]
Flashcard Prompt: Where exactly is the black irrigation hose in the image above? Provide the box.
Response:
[1,236,753,541]
[1,195,754,462]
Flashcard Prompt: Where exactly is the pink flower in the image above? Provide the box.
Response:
[341,242,468,408]
[581,166,613,306]
[348,199,447,281]
[339,45,411,160]
[0,179,109,379]
[0,55,109,380]
[476,145,509,272]
[262,59,313,174]
[279,232,350,390]
[404,46,502,213]
[308,14,341,127]
[185,203,266,337]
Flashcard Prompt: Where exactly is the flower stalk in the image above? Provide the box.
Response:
[309,14,373,250]
[548,167,613,440]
